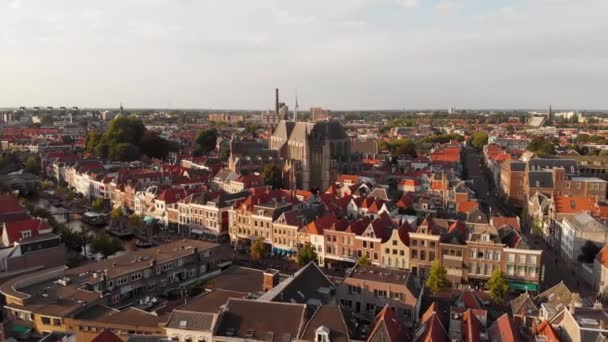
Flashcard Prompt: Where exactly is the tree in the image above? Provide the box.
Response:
[24,156,41,175]
[85,132,103,153]
[470,132,489,149]
[139,130,175,160]
[41,180,53,190]
[531,217,543,236]
[527,137,555,156]
[104,117,146,146]
[487,269,510,303]
[262,161,283,189]
[89,232,124,259]
[195,128,218,154]
[356,255,371,266]
[57,225,85,252]
[128,214,142,227]
[391,139,417,158]
[425,260,450,295]
[296,243,318,266]
[578,240,601,264]
[110,143,139,161]
[111,207,123,220]
[92,198,105,212]
[251,237,265,262]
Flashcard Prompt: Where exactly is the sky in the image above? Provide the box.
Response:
[1,0,607,110]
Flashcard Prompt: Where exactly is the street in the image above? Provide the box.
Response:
[463,146,516,217]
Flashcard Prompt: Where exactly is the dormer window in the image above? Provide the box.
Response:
[21,230,32,240]
[316,326,331,342]
[481,234,490,242]
[536,181,540,188]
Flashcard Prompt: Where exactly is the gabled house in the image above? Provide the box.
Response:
[2,219,52,247]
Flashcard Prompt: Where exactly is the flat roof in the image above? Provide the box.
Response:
[348,265,411,286]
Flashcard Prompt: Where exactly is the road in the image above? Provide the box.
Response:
[463,147,595,298]
[463,147,515,217]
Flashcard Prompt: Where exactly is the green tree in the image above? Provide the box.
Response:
[195,128,218,154]
[356,255,371,266]
[128,214,142,227]
[24,156,41,175]
[262,161,283,189]
[110,143,139,161]
[41,180,53,190]
[391,139,418,158]
[57,225,85,252]
[470,132,489,149]
[89,232,124,259]
[296,243,318,266]
[94,142,110,158]
[139,131,175,160]
[487,269,510,303]
[578,240,601,264]
[425,260,450,295]
[85,132,103,153]
[104,117,146,146]
[111,207,123,220]
[92,198,105,212]
[251,237,265,262]
[531,217,543,236]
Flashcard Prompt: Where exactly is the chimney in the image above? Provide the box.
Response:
[263,268,280,292]
[275,88,280,116]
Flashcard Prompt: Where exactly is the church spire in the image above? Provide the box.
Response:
[294,90,299,122]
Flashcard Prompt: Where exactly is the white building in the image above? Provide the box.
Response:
[560,213,608,263]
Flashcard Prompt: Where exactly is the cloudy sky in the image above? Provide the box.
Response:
[1,0,606,110]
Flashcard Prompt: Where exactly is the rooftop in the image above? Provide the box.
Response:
[348,265,411,286]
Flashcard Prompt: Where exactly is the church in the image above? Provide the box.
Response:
[269,89,353,191]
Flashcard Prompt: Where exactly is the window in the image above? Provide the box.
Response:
[430,241,435,248]
[385,248,390,254]
[470,248,477,258]
[517,265,526,276]
[507,264,515,275]
[363,241,367,248]
[529,255,537,264]
[20,230,32,239]
[41,316,51,325]
[429,252,435,261]
[412,250,418,260]
[420,251,426,261]
[412,240,418,247]
[370,242,374,248]
[508,253,515,262]
[518,255,526,264]
[400,250,405,256]
[392,240,398,246]
[528,266,538,277]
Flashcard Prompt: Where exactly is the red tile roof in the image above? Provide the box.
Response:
[535,320,559,342]
[489,313,521,342]
[554,196,599,215]
[462,309,482,342]
[336,175,359,184]
[156,188,187,204]
[457,201,479,214]
[91,329,123,342]
[3,218,50,245]
[596,245,608,268]
[0,195,26,214]
[492,216,521,231]
[367,305,409,342]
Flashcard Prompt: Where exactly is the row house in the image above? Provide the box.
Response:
[228,191,298,246]
[63,160,105,198]
[500,159,526,207]
[347,196,398,220]
[177,191,249,240]
[380,220,412,270]
[0,239,219,335]
[146,188,189,227]
[324,217,370,265]
[409,216,444,278]
[336,264,423,323]
[272,208,308,255]
[299,214,339,266]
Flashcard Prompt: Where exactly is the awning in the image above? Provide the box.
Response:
[509,280,538,292]
[191,229,204,235]
[144,216,155,224]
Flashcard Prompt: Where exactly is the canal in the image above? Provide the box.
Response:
[31,197,138,255]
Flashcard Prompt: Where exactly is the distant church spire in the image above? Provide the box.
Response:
[120,102,124,115]
[548,104,552,125]
[294,90,299,122]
